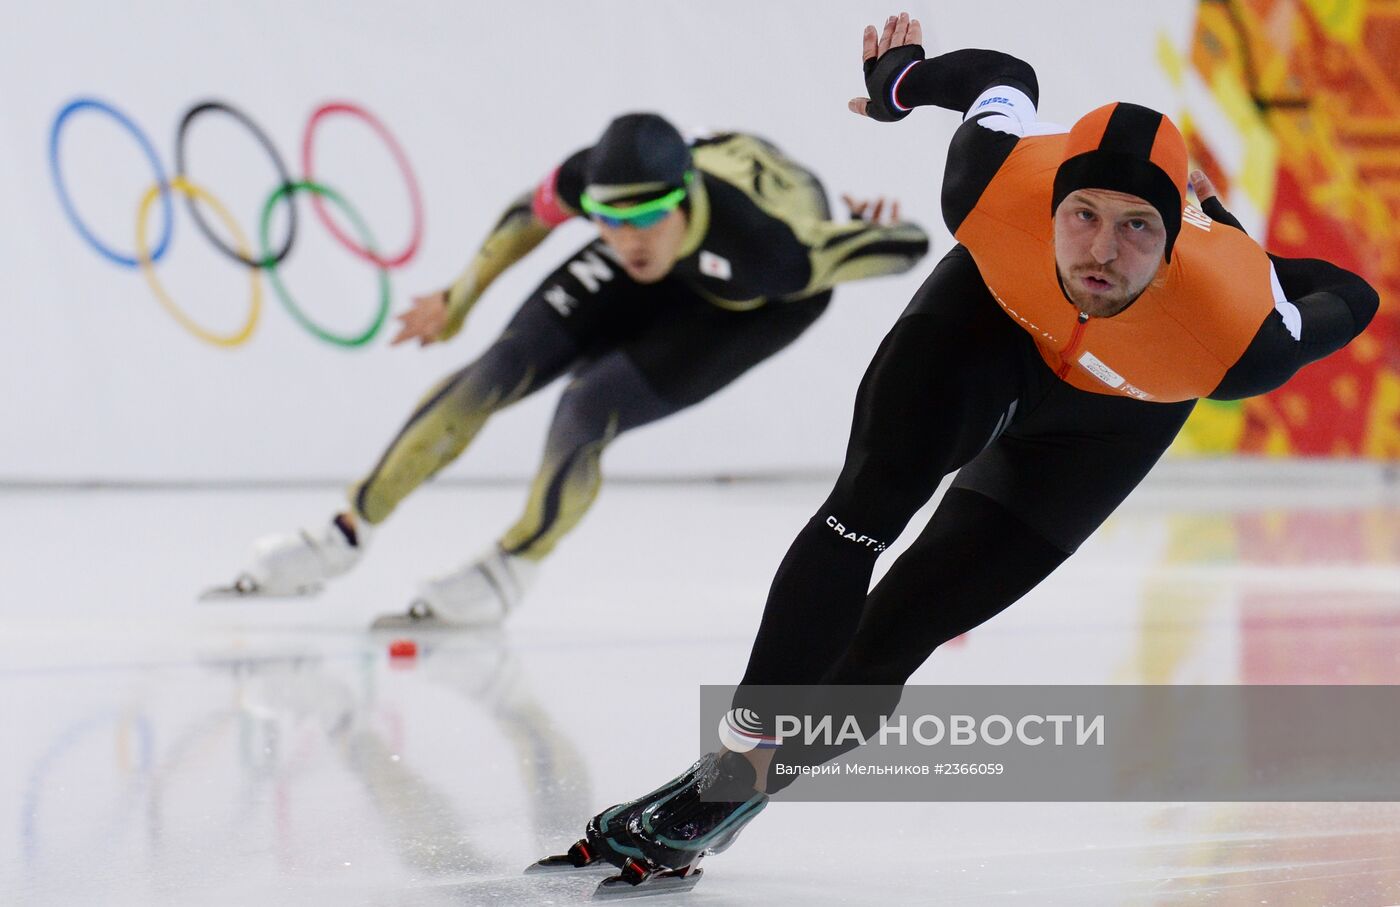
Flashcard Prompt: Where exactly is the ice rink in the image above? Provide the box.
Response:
[3,464,1399,905]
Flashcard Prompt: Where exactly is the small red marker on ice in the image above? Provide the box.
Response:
[388,638,417,659]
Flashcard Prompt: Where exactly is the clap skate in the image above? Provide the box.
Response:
[530,751,766,898]
[526,842,704,899]
[593,859,706,899]
[527,759,704,877]
[370,544,538,629]
[202,515,368,600]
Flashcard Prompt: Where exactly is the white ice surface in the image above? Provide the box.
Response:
[2,467,1400,905]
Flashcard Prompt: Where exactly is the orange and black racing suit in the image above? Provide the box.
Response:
[736,48,1378,789]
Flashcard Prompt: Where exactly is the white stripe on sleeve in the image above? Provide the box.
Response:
[965,86,1065,136]
[1269,260,1302,341]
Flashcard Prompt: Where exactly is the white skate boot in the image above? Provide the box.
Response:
[202,515,371,599]
[370,545,538,629]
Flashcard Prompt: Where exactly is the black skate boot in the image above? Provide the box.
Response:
[593,751,768,898]
[525,755,712,875]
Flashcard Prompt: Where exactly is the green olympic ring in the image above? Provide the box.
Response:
[260,181,390,349]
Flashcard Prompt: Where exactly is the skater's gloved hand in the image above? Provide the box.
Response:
[849,12,925,122]
[391,290,449,347]
[842,193,903,225]
[1188,169,1248,234]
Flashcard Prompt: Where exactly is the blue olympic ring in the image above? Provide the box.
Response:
[48,98,174,268]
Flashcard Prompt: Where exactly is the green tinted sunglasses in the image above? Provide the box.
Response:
[580,172,694,229]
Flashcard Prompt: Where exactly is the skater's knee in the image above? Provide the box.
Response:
[824,650,917,687]
[851,456,939,504]
[823,454,940,539]
[449,342,538,413]
[548,379,619,450]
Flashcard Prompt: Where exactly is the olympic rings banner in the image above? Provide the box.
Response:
[49,97,424,350]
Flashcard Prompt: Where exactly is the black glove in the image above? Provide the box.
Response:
[1200,196,1247,235]
[862,44,926,122]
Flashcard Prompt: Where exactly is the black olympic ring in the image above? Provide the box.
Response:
[174,100,298,268]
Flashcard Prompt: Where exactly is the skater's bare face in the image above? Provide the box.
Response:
[594,208,688,284]
[1053,189,1166,318]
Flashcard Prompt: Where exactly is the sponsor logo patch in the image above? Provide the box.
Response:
[1078,351,1153,400]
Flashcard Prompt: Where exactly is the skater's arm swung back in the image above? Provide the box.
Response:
[392,149,590,347]
[798,194,930,294]
[1187,172,1380,399]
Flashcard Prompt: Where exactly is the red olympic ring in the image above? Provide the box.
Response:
[302,101,424,269]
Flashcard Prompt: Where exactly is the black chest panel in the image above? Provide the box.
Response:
[670,175,812,302]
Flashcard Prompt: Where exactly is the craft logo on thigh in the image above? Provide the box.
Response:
[825,516,888,552]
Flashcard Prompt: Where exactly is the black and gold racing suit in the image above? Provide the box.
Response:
[350,131,930,560]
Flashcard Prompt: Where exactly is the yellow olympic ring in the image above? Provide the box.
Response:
[135,176,261,348]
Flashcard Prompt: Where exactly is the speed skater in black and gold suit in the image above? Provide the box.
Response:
[217,112,930,626]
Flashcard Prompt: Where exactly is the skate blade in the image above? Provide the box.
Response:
[368,602,503,632]
[199,578,323,601]
[594,868,702,899]
[523,854,611,875]
[368,612,454,631]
